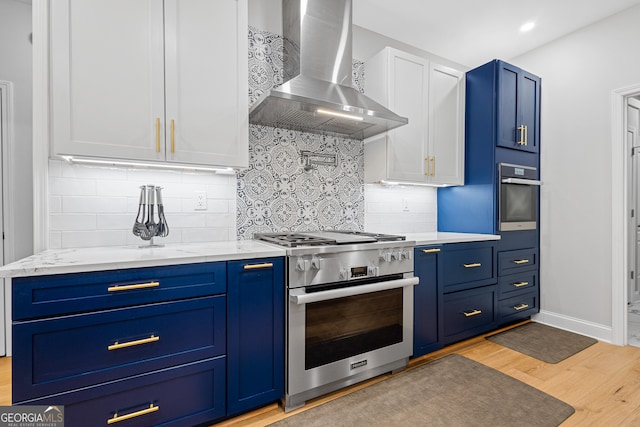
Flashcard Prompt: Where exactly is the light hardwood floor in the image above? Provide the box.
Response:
[2,322,640,426]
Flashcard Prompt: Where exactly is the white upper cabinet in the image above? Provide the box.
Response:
[51,0,248,169]
[364,47,464,186]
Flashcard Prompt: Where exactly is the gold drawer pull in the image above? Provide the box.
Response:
[514,303,530,311]
[463,309,482,317]
[108,281,160,292]
[108,404,159,424]
[513,281,529,288]
[513,259,530,265]
[244,262,274,270]
[108,335,159,351]
[422,248,441,253]
[463,263,482,268]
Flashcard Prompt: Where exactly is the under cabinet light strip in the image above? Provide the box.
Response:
[60,156,237,174]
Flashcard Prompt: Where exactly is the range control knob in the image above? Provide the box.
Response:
[311,255,323,270]
[296,257,310,272]
[339,267,349,281]
[401,250,412,261]
[390,250,401,261]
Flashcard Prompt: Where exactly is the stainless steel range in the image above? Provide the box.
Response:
[255,231,418,411]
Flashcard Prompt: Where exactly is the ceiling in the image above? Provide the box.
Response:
[352,0,640,67]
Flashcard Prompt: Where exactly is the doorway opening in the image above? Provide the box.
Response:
[628,96,640,347]
[0,81,9,357]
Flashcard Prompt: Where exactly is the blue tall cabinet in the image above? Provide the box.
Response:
[438,59,541,326]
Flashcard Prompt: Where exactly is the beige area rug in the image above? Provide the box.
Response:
[269,354,574,427]
[487,322,598,364]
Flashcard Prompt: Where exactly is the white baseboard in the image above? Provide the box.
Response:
[533,310,613,344]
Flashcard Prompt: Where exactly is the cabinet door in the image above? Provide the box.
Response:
[413,247,442,357]
[386,50,429,182]
[496,61,540,153]
[227,258,284,416]
[51,0,165,161]
[428,63,465,185]
[164,0,248,168]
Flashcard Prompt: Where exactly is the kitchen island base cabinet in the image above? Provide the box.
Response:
[227,258,284,417]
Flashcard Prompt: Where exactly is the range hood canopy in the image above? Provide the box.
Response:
[248,0,408,140]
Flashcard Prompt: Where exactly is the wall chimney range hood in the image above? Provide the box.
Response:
[248,0,408,140]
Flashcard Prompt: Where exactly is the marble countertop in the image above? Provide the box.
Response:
[0,233,499,279]
[404,232,500,246]
[0,241,286,278]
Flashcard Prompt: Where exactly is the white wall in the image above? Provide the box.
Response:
[48,160,236,248]
[509,4,640,336]
[0,0,33,261]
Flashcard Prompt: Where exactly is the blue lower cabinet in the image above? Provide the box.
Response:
[498,290,538,324]
[226,258,284,417]
[442,285,497,345]
[27,357,226,427]
[413,247,443,357]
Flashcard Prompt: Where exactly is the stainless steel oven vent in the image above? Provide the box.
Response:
[248,0,408,140]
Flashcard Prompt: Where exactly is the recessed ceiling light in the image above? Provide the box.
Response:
[520,22,535,32]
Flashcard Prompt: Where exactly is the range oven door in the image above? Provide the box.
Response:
[286,275,418,409]
[499,163,541,232]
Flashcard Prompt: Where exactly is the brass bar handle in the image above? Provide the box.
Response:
[463,263,481,268]
[513,281,529,288]
[422,248,441,253]
[107,404,159,424]
[108,281,160,292]
[517,125,526,145]
[431,157,435,176]
[244,262,274,270]
[155,118,161,152]
[524,125,528,146]
[424,157,430,176]
[463,309,482,317]
[513,259,530,265]
[108,335,159,351]
[514,303,530,311]
[171,119,175,153]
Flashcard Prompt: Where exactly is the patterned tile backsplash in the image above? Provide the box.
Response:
[238,26,367,239]
[46,25,437,249]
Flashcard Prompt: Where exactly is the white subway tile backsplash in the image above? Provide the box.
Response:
[364,184,438,234]
[49,159,237,249]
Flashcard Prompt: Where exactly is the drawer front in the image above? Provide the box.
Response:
[442,246,495,288]
[498,291,538,324]
[13,262,227,320]
[498,248,538,276]
[13,296,226,402]
[25,357,226,427]
[498,270,538,298]
[443,286,496,339]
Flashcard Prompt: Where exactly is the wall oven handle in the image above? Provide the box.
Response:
[289,277,419,305]
[501,177,542,185]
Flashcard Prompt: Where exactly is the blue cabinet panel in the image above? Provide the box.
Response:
[13,296,226,403]
[442,285,497,345]
[441,244,496,289]
[498,270,538,298]
[227,258,284,416]
[13,262,227,320]
[25,357,226,427]
[498,291,538,324]
[498,248,538,276]
[413,247,442,357]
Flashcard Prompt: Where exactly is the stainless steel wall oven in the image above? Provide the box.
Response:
[255,231,417,412]
[499,163,541,231]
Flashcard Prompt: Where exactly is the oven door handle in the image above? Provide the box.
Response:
[289,277,419,305]
[501,178,542,185]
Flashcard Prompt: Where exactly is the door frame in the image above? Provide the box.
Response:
[611,84,640,345]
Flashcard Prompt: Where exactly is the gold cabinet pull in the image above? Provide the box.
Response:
[524,125,528,146]
[513,281,529,288]
[108,404,159,424]
[463,263,481,268]
[424,157,430,176]
[170,119,175,153]
[431,156,435,176]
[108,335,160,351]
[244,262,274,270]
[463,309,482,317]
[517,125,526,145]
[422,248,441,253]
[108,281,160,292]
[513,259,529,265]
[514,303,530,311]
[155,118,161,152]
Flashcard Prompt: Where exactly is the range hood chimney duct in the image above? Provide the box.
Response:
[248,0,408,140]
